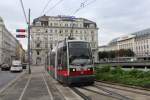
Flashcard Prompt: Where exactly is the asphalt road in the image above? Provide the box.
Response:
[0,70,21,90]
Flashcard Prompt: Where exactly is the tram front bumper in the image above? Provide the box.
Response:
[67,75,95,84]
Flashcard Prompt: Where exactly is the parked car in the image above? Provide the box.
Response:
[10,60,22,72]
[1,64,10,71]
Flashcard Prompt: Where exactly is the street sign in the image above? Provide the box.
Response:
[16,34,26,38]
[16,29,26,32]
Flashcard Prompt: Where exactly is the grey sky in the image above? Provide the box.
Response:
[1,0,150,49]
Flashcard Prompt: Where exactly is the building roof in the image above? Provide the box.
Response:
[109,28,150,44]
[33,15,96,24]
[109,37,119,44]
[0,16,3,21]
[0,16,4,25]
[131,28,150,37]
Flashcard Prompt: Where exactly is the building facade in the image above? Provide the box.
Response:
[99,28,150,59]
[0,17,24,65]
[31,15,99,65]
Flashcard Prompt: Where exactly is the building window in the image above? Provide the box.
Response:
[45,29,48,33]
[59,30,62,33]
[54,23,58,26]
[85,36,87,40]
[65,30,68,33]
[41,21,48,26]
[76,30,78,33]
[80,36,82,40]
[80,24,82,27]
[37,51,40,55]
[65,24,68,27]
[55,29,57,33]
[91,31,94,34]
[36,43,40,48]
[80,30,82,33]
[50,23,53,26]
[50,29,53,33]
[76,24,78,27]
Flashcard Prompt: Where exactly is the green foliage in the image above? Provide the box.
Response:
[99,66,111,73]
[95,66,150,87]
[98,49,135,60]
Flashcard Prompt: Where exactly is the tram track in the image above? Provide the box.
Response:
[95,81,150,96]
[93,85,133,100]
[72,84,132,100]
[71,87,92,100]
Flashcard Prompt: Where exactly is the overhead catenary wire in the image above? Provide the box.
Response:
[69,0,96,39]
[19,0,28,24]
[73,0,96,15]
[40,0,53,15]
[44,0,64,14]
[84,0,96,8]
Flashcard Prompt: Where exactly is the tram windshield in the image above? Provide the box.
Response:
[68,42,92,65]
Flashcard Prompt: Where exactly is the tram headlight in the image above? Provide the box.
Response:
[70,68,76,72]
[72,68,76,72]
[87,68,93,71]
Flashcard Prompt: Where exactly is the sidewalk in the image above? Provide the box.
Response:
[0,66,63,100]
[0,66,83,100]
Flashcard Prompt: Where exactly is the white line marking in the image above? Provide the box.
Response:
[0,71,25,94]
[42,74,54,100]
[19,75,31,100]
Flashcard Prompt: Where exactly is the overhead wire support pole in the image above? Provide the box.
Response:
[20,0,28,23]
[28,9,31,74]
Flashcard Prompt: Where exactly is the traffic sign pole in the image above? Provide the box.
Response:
[28,9,31,74]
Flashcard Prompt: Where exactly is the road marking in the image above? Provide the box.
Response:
[0,71,25,94]
[44,71,83,100]
[19,75,31,100]
[42,74,54,100]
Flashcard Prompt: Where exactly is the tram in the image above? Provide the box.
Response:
[46,39,95,85]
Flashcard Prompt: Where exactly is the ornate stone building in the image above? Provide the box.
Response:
[31,15,99,65]
[0,17,24,65]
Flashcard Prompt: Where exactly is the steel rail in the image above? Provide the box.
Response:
[95,81,150,96]
[93,84,133,100]
[71,87,91,100]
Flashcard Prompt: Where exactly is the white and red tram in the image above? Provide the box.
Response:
[46,39,95,85]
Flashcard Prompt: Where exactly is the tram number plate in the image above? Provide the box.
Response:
[80,68,84,74]
[81,71,84,74]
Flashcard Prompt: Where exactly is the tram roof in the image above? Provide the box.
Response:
[51,40,89,52]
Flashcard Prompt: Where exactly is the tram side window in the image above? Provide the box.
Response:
[57,47,67,69]
[61,47,67,69]
[50,53,55,67]
[57,49,61,66]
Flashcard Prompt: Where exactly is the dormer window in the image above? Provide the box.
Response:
[41,21,48,26]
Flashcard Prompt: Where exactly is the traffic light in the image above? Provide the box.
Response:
[16,34,26,38]
[16,29,26,32]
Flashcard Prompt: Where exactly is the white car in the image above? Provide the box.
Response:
[10,65,23,72]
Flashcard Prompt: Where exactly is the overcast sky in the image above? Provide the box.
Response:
[1,0,150,50]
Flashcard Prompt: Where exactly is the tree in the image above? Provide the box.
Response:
[126,49,135,57]
[98,51,108,60]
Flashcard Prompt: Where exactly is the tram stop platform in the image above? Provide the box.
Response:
[0,66,82,100]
